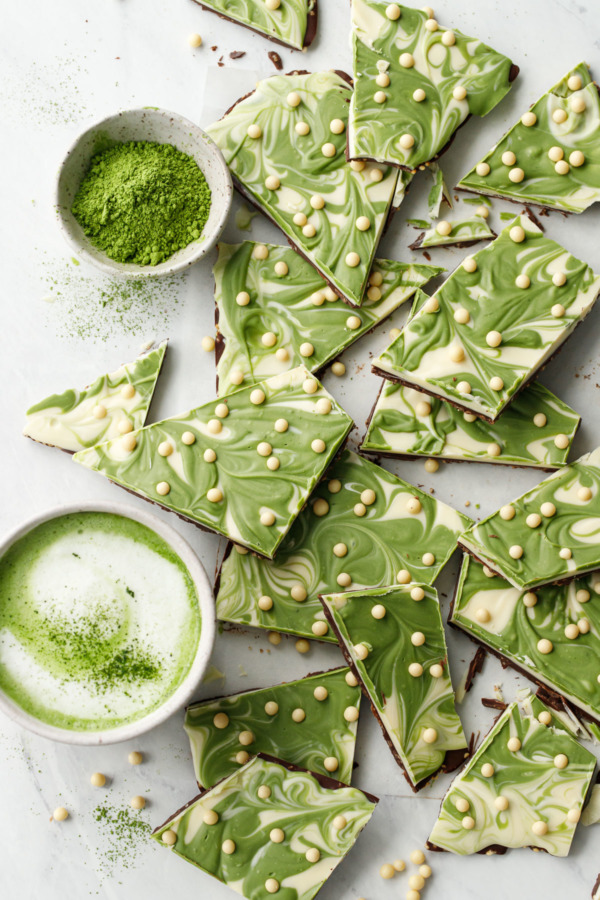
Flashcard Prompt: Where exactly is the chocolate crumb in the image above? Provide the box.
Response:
[268,51,284,70]
[464,646,487,695]
[423,251,432,261]
[592,873,600,900]
[481,697,507,711]
[217,56,224,67]
[230,51,246,59]
[211,45,218,51]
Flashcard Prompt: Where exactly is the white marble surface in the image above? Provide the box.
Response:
[1,0,600,897]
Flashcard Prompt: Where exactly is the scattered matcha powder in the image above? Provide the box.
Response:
[72,141,212,266]
[93,806,152,871]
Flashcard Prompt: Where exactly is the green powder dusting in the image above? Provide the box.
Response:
[92,806,151,872]
[72,141,212,266]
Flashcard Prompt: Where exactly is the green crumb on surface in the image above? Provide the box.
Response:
[93,806,152,872]
[72,141,212,266]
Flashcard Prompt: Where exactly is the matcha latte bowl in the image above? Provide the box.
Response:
[55,108,232,277]
[0,501,216,745]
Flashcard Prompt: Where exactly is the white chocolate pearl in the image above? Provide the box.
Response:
[571,94,586,113]
[454,307,470,324]
[411,631,426,646]
[312,621,328,637]
[516,274,530,289]
[322,142,336,158]
[354,502,366,517]
[291,584,307,602]
[413,88,427,102]
[436,220,452,237]
[553,108,568,124]
[314,398,332,417]
[538,638,553,654]
[122,434,137,452]
[495,796,510,811]
[306,848,321,863]
[424,459,439,473]
[486,330,502,348]
[568,74,583,91]
[130,795,146,810]
[182,431,196,445]
[555,160,570,175]
[464,413,477,422]
[449,347,465,363]
[236,291,251,306]
[356,216,371,231]
[128,751,143,766]
[310,194,325,210]
[354,642,369,660]
[374,91,387,104]
[156,481,171,496]
[500,505,515,520]
[253,244,269,260]
[481,763,495,777]
[399,133,415,149]
[423,727,438,743]
[430,663,443,678]
[397,569,411,584]
[258,595,274,612]
[457,381,471,394]
[425,16,438,31]
[314,686,329,701]
[346,315,362,330]
[311,438,326,454]
[453,84,467,101]
[202,335,215,353]
[293,212,307,227]
[424,297,439,312]
[411,587,425,602]
[267,631,281,644]
[410,850,426,866]
[215,403,229,419]
[526,513,542,528]
[247,123,262,139]
[507,737,521,752]
[324,287,337,301]
[523,592,538,608]
[548,146,564,162]
[267,457,280,471]
[386,2,401,18]
[291,708,306,723]
[565,623,580,640]
[158,441,173,457]
[380,864,395,880]
[262,331,277,347]
[488,443,502,457]
[257,784,272,799]
[400,52,415,68]
[533,413,547,427]
[570,150,585,167]
[361,489,376,506]
[213,712,229,729]
[475,608,491,623]
[490,376,504,391]
[409,875,426,892]
[455,797,470,813]
[303,379,318,395]
[522,111,537,126]
[287,91,301,107]
[509,545,523,559]
[118,420,133,434]
[295,121,310,136]
[265,0,280,8]
[257,441,272,457]
[337,572,352,587]
[475,162,490,176]
[350,160,365,173]
[509,167,525,183]
[188,32,203,47]
[203,809,219,825]
[265,175,280,191]
[250,389,265,405]
[328,118,345,136]
[274,418,288,432]
[416,401,431,417]
[554,433,569,449]
[567,808,581,823]
[462,816,475,830]
[394,859,406,873]
[93,404,107,419]
[576,589,590,603]
[538,710,552,726]
[207,488,223,503]
[90,772,106,787]
[299,342,314,358]
[324,757,339,772]
[276,348,289,360]
[463,257,478,273]
[476,205,489,218]
[121,383,136,400]
[532,820,549,838]
[369,270,383,287]
[344,706,359,722]
[552,271,567,286]
[551,304,566,318]
[376,73,390,87]
[407,497,422,515]
[162,830,177,845]
[239,730,255,746]
[578,486,593,501]
[265,879,280,896]
[502,151,517,166]
[274,261,289,277]
[442,30,455,45]
[510,225,526,243]
[579,618,591,634]
[345,252,361,268]
[371,604,386,619]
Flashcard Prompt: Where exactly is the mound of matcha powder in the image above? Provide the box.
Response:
[71,140,212,266]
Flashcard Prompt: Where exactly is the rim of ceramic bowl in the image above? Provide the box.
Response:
[0,500,216,745]
[54,107,233,278]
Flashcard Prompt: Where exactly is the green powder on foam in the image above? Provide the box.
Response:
[72,141,212,266]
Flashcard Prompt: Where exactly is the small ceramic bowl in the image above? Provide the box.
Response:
[0,501,216,745]
[55,108,232,278]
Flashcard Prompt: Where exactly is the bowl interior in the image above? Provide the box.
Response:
[0,501,216,745]
[56,108,232,278]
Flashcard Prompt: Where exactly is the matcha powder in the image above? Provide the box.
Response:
[71,141,212,266]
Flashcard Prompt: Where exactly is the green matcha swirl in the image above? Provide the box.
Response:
[452,555,600,723]
[362,378,580,468]
[215,241,442,396]
[348,0,515,170]
[184,668,360,788]
[429,701,596,856]
[322,585,466,788]
[74,367,352,559]
[216,449,469,641]
[207,71,400,307]
[153,755,377,900]
[460,445,600,590]
[459,63,600,214]
[194,0,315,50]
[23,342,166,453]
[373,215,600,421]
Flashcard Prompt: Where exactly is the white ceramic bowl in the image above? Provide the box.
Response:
[55,108,232,277]
[0,501,215,745]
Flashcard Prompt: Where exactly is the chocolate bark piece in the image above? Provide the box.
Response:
[190,0,318,51]
[410,215,495,250]
[372,214,600,422]
[362,366,581,469]
[451,553,600,724]
[347,0,516,171]
[23,341,167,453]
[216,448,470,641]
[184,667,361,788]
[152,753,377,900]
[428,697,596,856]
[320,584,467,791]
[73,366,352,559]
[459,446,600,590]
[458,63,600,214]
[206,70,401,307]
[214,241,442,396]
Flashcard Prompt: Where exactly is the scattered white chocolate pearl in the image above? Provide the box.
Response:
[324,287,337,301]
[156,481,171,496]
[554,433,569,449]
[538,638,553,654]
[413,87,427,102]
[203,809,219,826]
[509,545,523,559]
[423,552,435,567]
[188,31,203,47]
[359,488,375,507]
[436,220,452,237]
[208,418,222,434]
[578,618,591,634]
[287,91,301,107]
[424,458,439,473]
[481,763,495,777]
[303,223,317,238]
[523,592,538,608]
[332,361,346,377]
[239,730,255,747]
[551,303,565,318]
[207,487,223,503]
[265,0,280,8]
[346,315,362,331]
[369,270,383,287]
[411,631,426,647]
[236,290,251,306]
[476,205,489,219]
[130,795,146,810]
[410,850,426,866]
[213,712,229,729]
[394,859,406,872]
[423,728,437,744]
[315,398,332,416]
[409,662,424,678]
[355,215,372,234]
[257,784,272,800]
[90,772,106,787]
[314,685,329,701]
[576,589,590,603]
[455,797,470,813]
[202,335,215,353]
[565,623,580,640]
[274,418,289,433]
[453,84,467,101]
[386,2,401,18]
[380,864,395,880]
[368,286,382,301]
[323,757,339,772]
[568,74,583,91]
[265,175,280,191]
[93,404,107,419]
[475,608,491,623]
[552,108,568,126]
[371,603,386,619]
[258,595,273,612]
[350,159,365,172]
[502,150,517,166]
[273,261,289,278]
[291,708,306,724]
[457,381,472,394]
[313,499,329,516]
[425,16,438,31]
[488,443,502,457]
[533,413,547,428]
[406,497,422,515]
[374,91,388,104]
[253,244,269,260]
[344,705,359,722]
[567,808,581,824]
[442,29,456,45]
[376,72,391,87]
[559,547,572,560]
[449,346,465,363]
[303,378,318,394]
[475,162,490,176]
[552,271,567,288]
[490,376,504,392]
[267,631,281,645]
[532,821,548,837]
[516,274,531,289]
[345,252,361,268]
[311,438,326,454]
[203,448,217,463]
[500,504,516,520]
[526,513,542,528]
[578,486,593,501]
[215,403,229,419]
[222,839,237,855]
[322,142,336,158]
[162,830,177,845]
[486,330,502,348]
[250,389,266,405]
[522,111,537,126]
[291,584,307,602]
[570,94,586,113]
[247,123,262,140]
[399,133,415,149]
[260,510,275,526]
[294,212,309,228]
[509,167,525,183]
[122,434,137,453]
[354,642,369,660]
[409,875,426,891]
[128,751,143,766]
[454,306,470,323]
[312,621,329,637]
[555,160,570,175]
[510,225,526,243]
[295,121,310,136]
[538,710,552,726]
[310,194,325,210]
[400,52,415,68]
[570,150,585,167]
[430,663,444,678]
[548,146,564,163]
[424,296,439,313]
[306,848,321,863]
[507,737,522,753]
[118,419,133,435]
